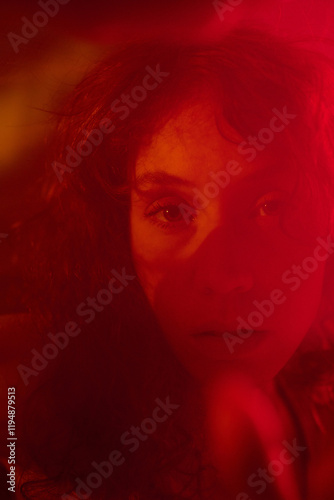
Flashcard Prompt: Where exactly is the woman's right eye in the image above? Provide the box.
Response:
[144,197,198,230]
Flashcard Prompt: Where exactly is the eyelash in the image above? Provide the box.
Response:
[252,192,287,218]
[144,192,287,231]
[144,199,197,230]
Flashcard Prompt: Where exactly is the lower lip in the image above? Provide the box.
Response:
[190,331,269,360]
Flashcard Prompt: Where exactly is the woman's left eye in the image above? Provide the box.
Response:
[252,191,287,219]
[144,197,197,230]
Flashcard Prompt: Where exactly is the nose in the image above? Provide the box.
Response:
[190,224,254,297]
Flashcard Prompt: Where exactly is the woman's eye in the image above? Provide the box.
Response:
[156,204,183,222]
[252,192,287,219]
[144,198,197,230]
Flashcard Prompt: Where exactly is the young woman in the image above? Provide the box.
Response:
[17,27,334,499]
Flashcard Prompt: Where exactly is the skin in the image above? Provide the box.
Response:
[130,100,328,388]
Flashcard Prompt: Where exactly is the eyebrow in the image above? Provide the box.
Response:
[134,171,196,189]
[134,164,285,191]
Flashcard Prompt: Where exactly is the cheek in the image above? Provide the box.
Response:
[130,208,195,308]
[130,232,193,339]
[131,245,188,316]
[277,261,326,333]
[130,214,173,305]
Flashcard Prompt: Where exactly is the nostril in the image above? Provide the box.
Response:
[198,270,254,297]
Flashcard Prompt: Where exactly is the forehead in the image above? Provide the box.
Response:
[135,102,236,177]
[134,101,285,186]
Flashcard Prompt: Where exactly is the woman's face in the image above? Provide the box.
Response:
[130,101,328,385]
